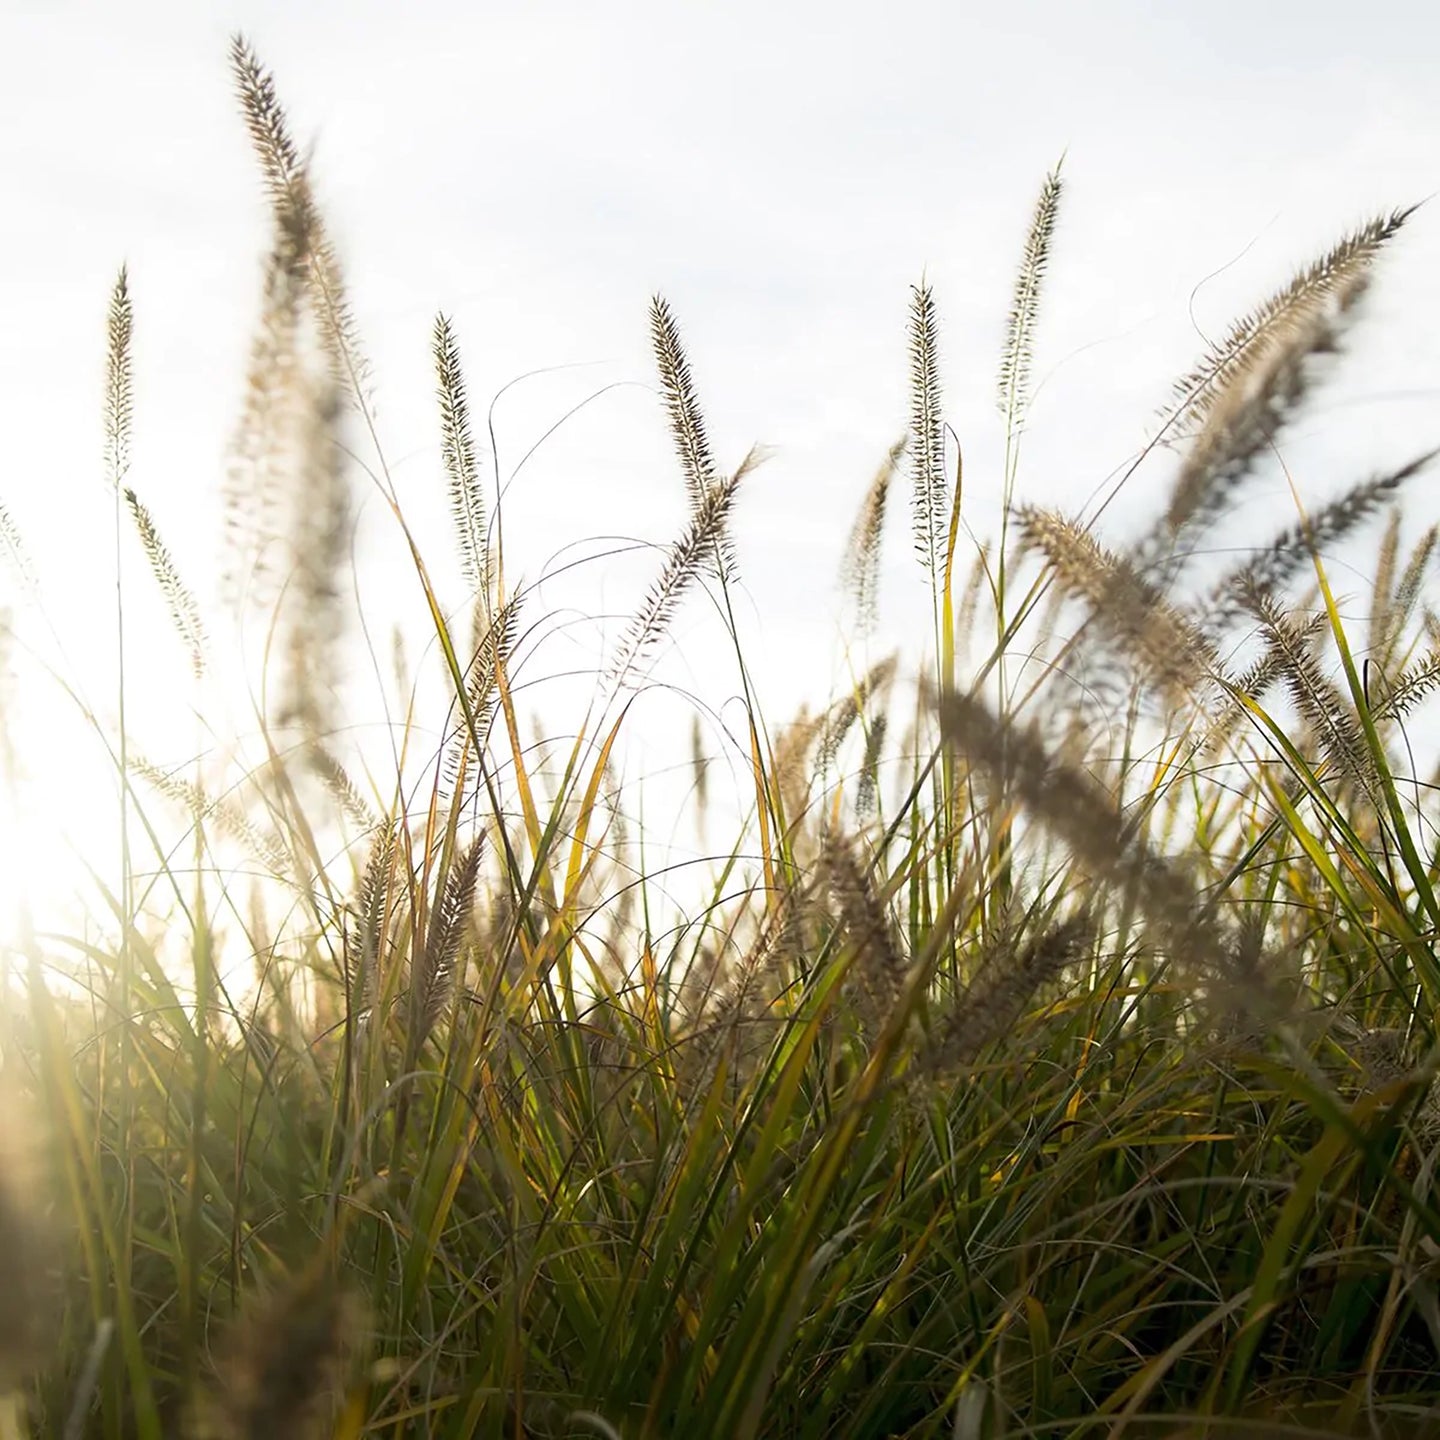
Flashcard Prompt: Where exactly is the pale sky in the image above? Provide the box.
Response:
[3,0,1439,947]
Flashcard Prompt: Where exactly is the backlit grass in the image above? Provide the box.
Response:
[3,35,1440,1440]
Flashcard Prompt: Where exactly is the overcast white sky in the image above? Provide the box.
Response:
[3,0,1439,943]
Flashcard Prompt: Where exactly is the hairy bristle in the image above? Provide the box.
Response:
[681,882,808,1095]
[1372,511,1439,666]
[0,504,36,597]
[221,187,313,613]
[937,691,1289,1018]
[771,704,825,843]
[817,656,898,775]
[1162,301,1345,557]
[1205,608,1329,754]
[1144,215,1414,572]
[305,741,378,832]
[347,821,399,1021]
[441,595,523,810]
[1238,581,1377,800]
[1373,647,1440,724]
[855,712,888,820]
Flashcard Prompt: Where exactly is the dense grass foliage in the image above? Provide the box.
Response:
[5,36,1440,1440]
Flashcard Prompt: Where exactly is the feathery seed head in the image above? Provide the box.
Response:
[609,465,745,686]
[434,314,492,601]
[824,829,908,1038]
[1168,206,1414,434]
[230,35,371,404]
[840,437,905,633]
[1015,504,1220,705]
[926,914,1091,1077]
[998,160,1064,432]
[650,295,734,579]
[907,283,947,581]
[105,267,133,494]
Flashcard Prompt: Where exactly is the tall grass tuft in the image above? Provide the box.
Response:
[8,35,1440,1440]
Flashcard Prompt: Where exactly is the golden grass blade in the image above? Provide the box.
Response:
[749,712,778,899]
[562,708,629,921]
[939,437,965,693]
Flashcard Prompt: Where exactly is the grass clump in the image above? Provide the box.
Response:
[4,34,1440,1440]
